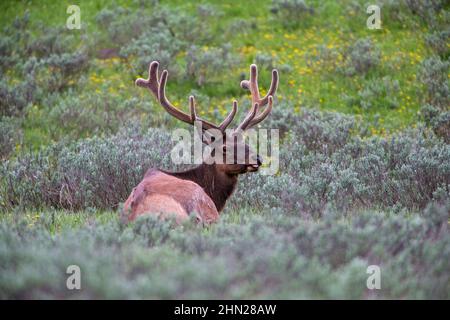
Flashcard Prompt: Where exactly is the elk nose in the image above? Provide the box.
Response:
[256,155,263,166]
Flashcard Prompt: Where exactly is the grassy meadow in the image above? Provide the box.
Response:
[0,0,449,299]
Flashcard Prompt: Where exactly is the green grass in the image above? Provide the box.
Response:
[0,209,117,234]
[0,0,437,151]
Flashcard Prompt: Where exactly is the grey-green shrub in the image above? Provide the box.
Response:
[262,105,363,150]
[418,56,449,109]
[95,6,164,47]
[2,108,448,216]
[42,89,169,141]
[341,38,381,76]
[426,28,450,58]
[254,53,293,75]
[0,19,89,116]
[0,12,30,71]
[343,76,400,111]
[120,27,182,76]
[185,44,239,86]
[56,127,175,210]
[0,203,448,299]
[0,117,22,159]
[34,52,89,92]
[227,18,257,37]
[404,0,447,26]
[96,4,217,69]
[305,44,340,71]
[0,126,175,211]
[25,26,80,58]
[270,0,314,29]
[167,5,218,44]
[1,12,87,74]
[255,53,276,71]
[420,104,450,143]
[0,76,38,117]
[232,109,449,217]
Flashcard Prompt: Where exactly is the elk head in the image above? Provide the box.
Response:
[135,61,279,176]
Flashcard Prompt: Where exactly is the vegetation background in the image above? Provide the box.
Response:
[0,0,449,299]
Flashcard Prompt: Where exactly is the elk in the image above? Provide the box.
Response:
[123,61,279,224]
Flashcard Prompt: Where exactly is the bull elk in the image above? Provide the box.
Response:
[123,61,279,224]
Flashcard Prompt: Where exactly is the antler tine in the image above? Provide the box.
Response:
[219,100,238,132]
[262,69,279,105]
[247,95,273,128]
[239,64,279,129]
[158,69,198,125]
[236,102,258,132]
[135,61,160,98]
[189,96,197,122]
[240,65,279,104]
[249,64,260,104]
[136,61,238,134]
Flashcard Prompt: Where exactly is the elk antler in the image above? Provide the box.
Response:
[237,64,279,130]
[136,61,237,133]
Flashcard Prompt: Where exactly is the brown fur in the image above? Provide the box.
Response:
[123,168,220,224]
[162,164,239,212]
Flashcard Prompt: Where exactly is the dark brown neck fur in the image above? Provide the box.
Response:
[161,164,238,212]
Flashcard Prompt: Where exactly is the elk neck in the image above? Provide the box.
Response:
[162,164,238,212]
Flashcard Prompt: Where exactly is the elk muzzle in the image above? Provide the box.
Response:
[247,155,263,172]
